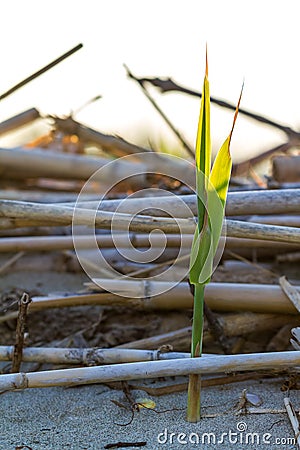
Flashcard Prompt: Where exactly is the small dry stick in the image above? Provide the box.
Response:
[284,397,300,449]
[11,293,32,373]
[125,65,195,158]
[0,43,83,101]
[0,251,24,275]
[104,442,146,449]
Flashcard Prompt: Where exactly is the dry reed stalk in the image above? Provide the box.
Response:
[0,147,146,185]
[0,251,24,274]
[0,346,189,365]
[73,188,300,217]
[0,108,40,136]
[0,44,83,101]
[0,147,195,187]
[53,116,152,157]
[16,282,300,315]
[116,327,192,350]
[246,215,300,227]
[0,190,100,203]
[1,351,300,392]
[1,199,300,244]
[0,234,297,253]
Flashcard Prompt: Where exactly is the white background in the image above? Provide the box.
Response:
[0,0,299,161]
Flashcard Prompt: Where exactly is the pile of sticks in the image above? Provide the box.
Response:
[0,46,300,393]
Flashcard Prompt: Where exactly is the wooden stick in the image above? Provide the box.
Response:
[24,282,300,315]
[131,75,296,136]
[0,147,146,184]
[53,116,151,157]
[0,346,190,365]
[284,397,300,449]
[0,108,40,136]
[0,251,24,274]
[11,293,32,373]
[0,190,100,203]
[246,215,300,227]
[0,44,83,101]
[0,234,297,253]
[1,351,300,391]
[0,146,195,187]
[2,199,300,244]
[125,64,194,157]
[74,188,300,217]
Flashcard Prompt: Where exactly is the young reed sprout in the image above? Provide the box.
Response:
[187,51,242,422]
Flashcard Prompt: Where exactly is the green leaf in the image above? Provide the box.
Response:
[195,72,211,233]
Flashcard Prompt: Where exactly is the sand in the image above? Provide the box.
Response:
[0,378,298,449]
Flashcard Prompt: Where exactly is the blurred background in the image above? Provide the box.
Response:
[0,0,299,162]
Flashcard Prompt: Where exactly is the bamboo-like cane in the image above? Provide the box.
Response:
[0,147,146,184]
[0,190,100,203]
[1,351,300,392]
[1,200,300,245]
[0,234,297,253]
[3,282,297,317]
[0,346,190,365]
[72,189,300,217]
[0,146,195,186]
[0,108,40,136]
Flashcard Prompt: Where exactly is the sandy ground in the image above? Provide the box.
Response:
[0,259,299,449]
[1,378,299,449]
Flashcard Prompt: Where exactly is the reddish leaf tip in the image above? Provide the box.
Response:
[205,44,208,77]
[229,81,244,142]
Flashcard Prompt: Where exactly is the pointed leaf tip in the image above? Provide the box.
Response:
[205,44,208,77]
[229,80,244,141]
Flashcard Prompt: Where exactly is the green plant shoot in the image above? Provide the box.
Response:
[187,53,242,422]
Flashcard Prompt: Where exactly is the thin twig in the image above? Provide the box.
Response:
[11,293,32,373]
[0,44,83,101]
[136,76,298,136]
[284,397,300,449]
[104,442,146,449]
[124,65,195,157]
[0,251,24,275]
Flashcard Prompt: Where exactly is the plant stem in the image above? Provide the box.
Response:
[187,283,205,422]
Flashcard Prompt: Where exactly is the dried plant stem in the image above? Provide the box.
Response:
[131,76,296,136]
[0,147,146,184]
[0,44,83,101]
[1,351,300,392]
[284,397,300,449]
[73,188,300,217]
[0,346,190,365]
[1,282,300,325]
[125,64,194,157]
[0,251,24,274]
[5,282,296,317]
[0,108,40,136]
[0,234,297,253]
[11,293,32,373]
[1,200,300,245]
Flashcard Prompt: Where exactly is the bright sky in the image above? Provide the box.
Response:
[0,0,299,162]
